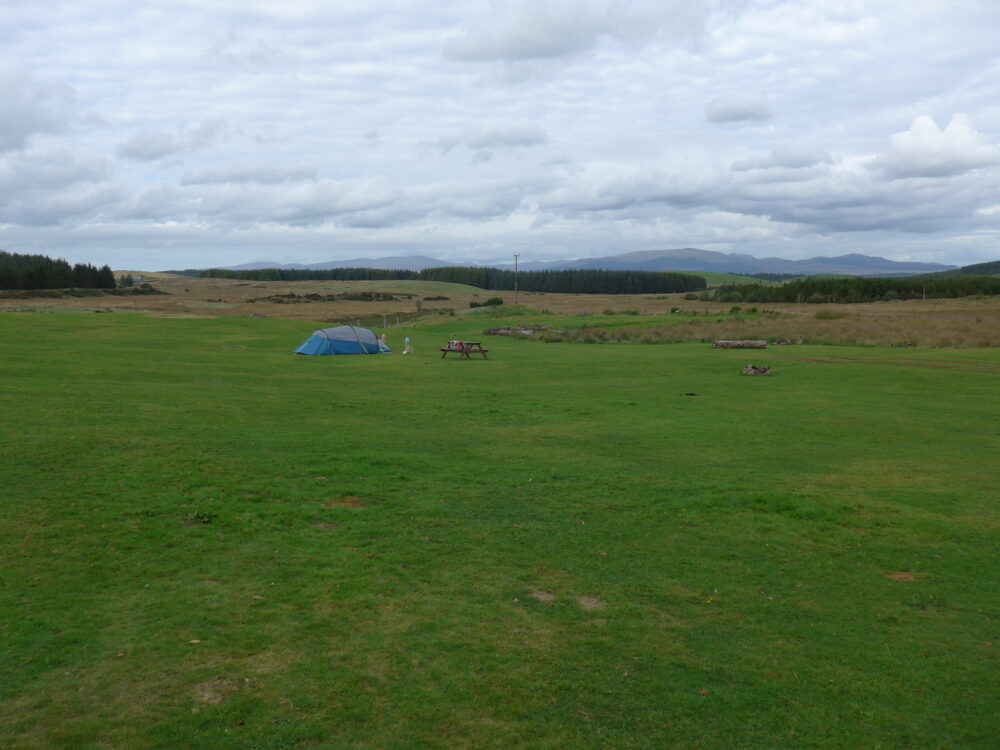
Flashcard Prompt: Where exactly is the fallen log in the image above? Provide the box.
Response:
[713,340,768,349]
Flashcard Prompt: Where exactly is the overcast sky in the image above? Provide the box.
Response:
[3,0,1000,270]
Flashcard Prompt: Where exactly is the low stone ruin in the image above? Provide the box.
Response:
[487,326,549,337]
[713,340,767,349]
[742,364,771,376]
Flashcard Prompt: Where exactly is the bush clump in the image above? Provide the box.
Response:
[469,296,504,308]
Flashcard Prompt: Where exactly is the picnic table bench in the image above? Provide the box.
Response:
[440,341,489,359]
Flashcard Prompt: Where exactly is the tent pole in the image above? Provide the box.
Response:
[350,325,371,354]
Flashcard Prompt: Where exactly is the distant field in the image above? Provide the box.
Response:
[683,270,762,285]
[2,309,998,748]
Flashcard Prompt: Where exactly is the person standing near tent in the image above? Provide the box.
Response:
[403,336,413,354]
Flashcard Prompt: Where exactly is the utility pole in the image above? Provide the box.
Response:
[513,253,520,305]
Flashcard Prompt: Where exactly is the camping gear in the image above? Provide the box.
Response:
[294,325,392,355]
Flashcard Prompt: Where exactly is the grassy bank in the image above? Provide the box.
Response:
[1,312,998,748]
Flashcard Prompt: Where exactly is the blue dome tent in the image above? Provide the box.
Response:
[294,325,392,355]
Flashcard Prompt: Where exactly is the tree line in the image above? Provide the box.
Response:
[0,251,116,290]
[715,275,1000,304]
[200,266,707,294]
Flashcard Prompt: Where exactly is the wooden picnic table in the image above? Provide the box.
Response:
[440,341,489,359]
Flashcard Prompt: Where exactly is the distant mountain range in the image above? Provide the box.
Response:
[226,255,470,272]
[501,248,955,277]
[223,249,956,277]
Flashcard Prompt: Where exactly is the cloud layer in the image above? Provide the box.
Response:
[1,1,999,269]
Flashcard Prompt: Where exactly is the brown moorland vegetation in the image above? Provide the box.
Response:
[547,300,1000,348]
[2,272,998,347]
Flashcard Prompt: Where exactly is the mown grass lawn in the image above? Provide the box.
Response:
[1,312,998,749]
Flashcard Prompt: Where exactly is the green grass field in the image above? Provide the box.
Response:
[2,311,998,749]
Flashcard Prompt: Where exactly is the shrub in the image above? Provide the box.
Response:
[683,293,699,300]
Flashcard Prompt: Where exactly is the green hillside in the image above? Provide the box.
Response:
[912,259,1000,279]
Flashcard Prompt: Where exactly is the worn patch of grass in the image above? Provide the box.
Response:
[1,312,998,748]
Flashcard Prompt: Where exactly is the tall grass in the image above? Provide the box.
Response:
[540,307,1000,348]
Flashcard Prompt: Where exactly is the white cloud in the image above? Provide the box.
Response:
[871,114,1000,178]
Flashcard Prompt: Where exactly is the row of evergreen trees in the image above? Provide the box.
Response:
[0,251,116,290]
[717,275,1000,303]
[201,266,707,294]
[201,267,416,282]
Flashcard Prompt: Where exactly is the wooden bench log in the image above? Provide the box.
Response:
[712,340,768,349]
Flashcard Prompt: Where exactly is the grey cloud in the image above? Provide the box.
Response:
[0,148,111,193]
[728,156,1000,234]
[705,94,771,123]
[181,164,317,185]
[116,131,182,161]
[3,183,124,227]
[117,118,228,161]
[534,144,999,239]
[540,163,720,215]
[113,172,537,231]
[871,114,1000,179]
[467,124,549,150]
[436,124,549,158]
[731,145,832,171]
[0,65,75,152]
[117,176,408,228]
[445,0,736,62]
[0,149,121,226]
